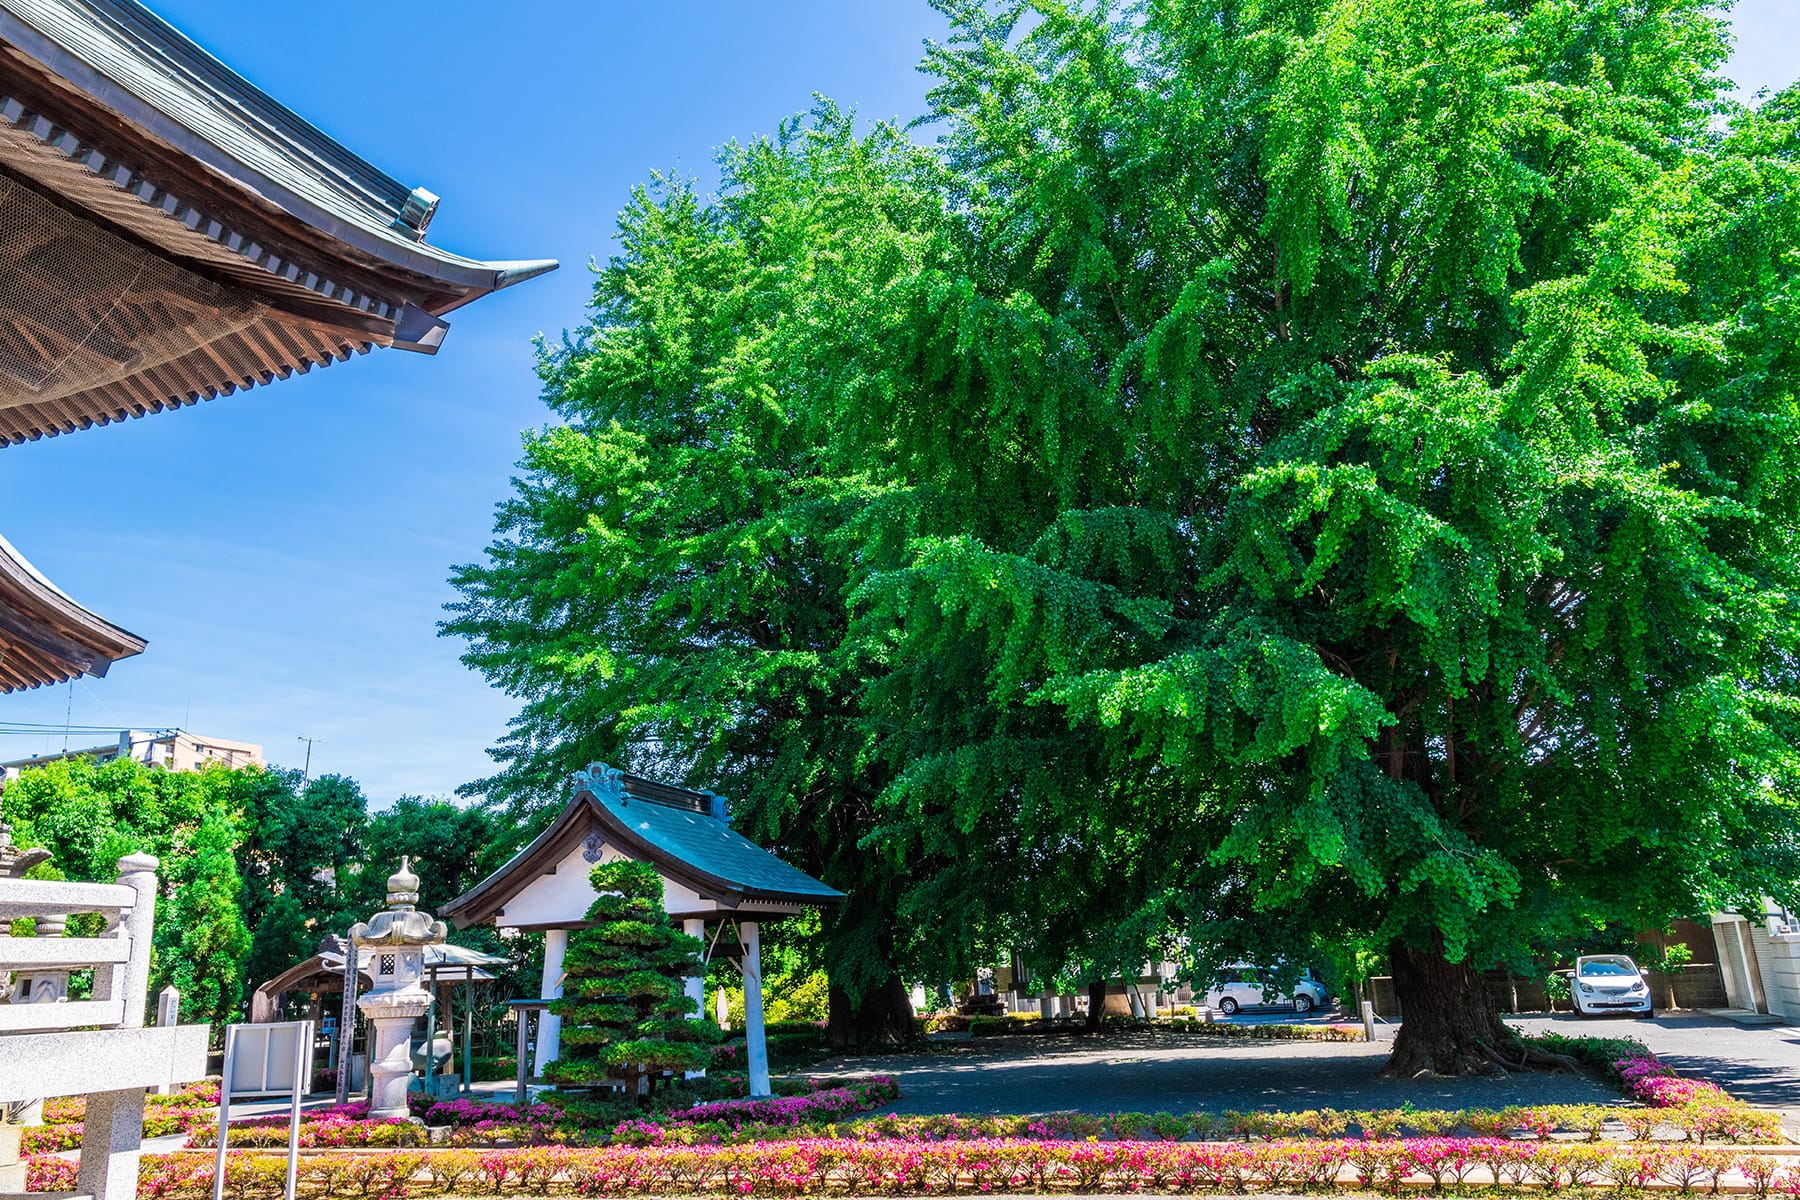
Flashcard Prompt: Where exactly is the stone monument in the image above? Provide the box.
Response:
[350,857,445,1119]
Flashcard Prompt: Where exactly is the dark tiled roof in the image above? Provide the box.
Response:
[0,0,556,443]
[440,766,843,928]
[600,787,844,903]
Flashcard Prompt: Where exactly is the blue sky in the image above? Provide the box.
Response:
[1,1,1795,805]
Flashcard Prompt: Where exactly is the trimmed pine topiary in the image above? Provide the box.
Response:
[544,860,720,1102]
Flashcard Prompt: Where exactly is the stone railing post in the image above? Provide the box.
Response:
[78,854,159,1200]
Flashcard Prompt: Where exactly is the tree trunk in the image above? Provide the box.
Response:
[826,975,916,1048]
[1083,979,1108,1033]
[1381,938,1514,1077]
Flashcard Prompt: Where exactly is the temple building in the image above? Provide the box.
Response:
[442,765,843,1099]
[0,0,554,684]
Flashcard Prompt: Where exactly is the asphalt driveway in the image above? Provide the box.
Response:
[815,1011,1800,1126]
[1507,1012,1800,1127]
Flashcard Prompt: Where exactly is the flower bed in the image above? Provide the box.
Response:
[23,1106,209,1153]
[185,1114,429,1150]
[170,1075,903,1151]
[661,1077,900,1129]
[25,1138,1800,1197]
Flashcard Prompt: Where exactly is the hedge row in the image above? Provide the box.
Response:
[181,1078,904,1150]
[26,1138,1800,1197]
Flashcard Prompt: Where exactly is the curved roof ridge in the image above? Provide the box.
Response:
[0,532,145,691]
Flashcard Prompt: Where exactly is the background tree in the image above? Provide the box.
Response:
[445,111,948,1043]
[2,756,533,1028]
[544,860,718,1101]
[1,756,253,1027]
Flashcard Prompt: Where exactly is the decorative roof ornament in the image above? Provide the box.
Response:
[350,856,446,950]
[386,855,422,910]
[572,762,626,802]
[581,833,605,864]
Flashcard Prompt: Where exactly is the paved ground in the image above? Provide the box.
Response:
[1508,1011,1800,1128]
[818,1028,1615,1117]
[815,1010,1800,1123]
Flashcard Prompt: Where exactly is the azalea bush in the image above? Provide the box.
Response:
[185,1115,428,1150]
[23,1106,208,1152]
[25,1139,1800,1197]
[39,1082,217,1126]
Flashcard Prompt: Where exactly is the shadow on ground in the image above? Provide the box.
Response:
[817,1030,1616,1116]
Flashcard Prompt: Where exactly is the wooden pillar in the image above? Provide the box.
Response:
[741,921,770,1097]
[683,920,706,1016]
[534,929,568,1077]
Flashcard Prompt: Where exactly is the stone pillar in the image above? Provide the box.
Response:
[351,858,446,1119]
[153,987,180,1095]
[74,856,159,1200]
[533,928,568,1078]
[1040,992,1053,1020]
[77,1088,147,1200]
[741,921,771,1098]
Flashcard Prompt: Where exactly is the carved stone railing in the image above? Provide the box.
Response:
[0,855,208,1200]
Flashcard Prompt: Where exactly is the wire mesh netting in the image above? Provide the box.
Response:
[0,172,266,409]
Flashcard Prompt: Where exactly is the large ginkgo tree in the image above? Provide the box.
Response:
[449,0,1800,1072]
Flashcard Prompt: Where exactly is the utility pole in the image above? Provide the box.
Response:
[297,735,326,785]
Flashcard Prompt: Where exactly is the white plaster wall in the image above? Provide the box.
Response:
[497,840,711,926]
[1750,925,1800,1024]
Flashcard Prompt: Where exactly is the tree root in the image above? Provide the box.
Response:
[1472,1038,1579,1075]
[1476,1040,1525,1073]
[1518,1042,1581,1075]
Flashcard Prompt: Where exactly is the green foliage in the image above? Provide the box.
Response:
[159,804,252,1025]
[3,755,528,1027]
[2,756,252,1027]
[1636,941,1695,977]
[449,0,1800,1057]
[764,971,831,1024]
[546,861,721,1099]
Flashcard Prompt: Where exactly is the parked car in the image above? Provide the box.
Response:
[1571,954,1654,1018]
[1201,966,1330,1015]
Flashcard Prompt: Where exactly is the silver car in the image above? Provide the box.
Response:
[1571,954,1654,1018]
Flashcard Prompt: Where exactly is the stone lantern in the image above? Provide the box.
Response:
[350,857,445,1118]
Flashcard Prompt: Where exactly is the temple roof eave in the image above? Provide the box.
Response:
[0,3,558,316]
[0,533,145,692]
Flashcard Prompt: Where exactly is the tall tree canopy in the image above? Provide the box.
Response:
[450,0,1800,1071]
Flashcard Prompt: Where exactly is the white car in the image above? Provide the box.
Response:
[1571,955,1654,1018]
[1202,966,1330,1015]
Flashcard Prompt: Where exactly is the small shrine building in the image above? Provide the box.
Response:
[442,765,843,1099]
